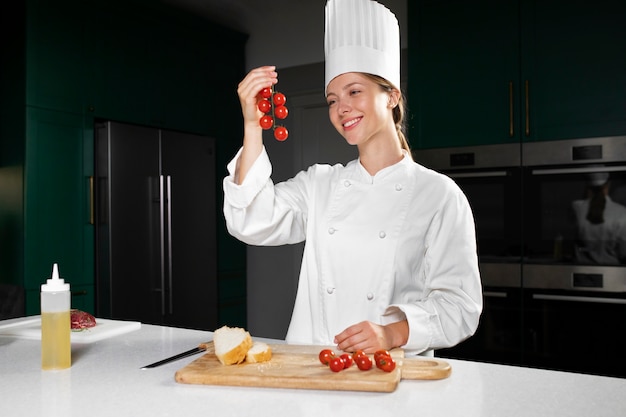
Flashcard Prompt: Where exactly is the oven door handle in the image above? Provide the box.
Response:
[483,291,508,298]
[531,165,626,176]
[448,171,509,179]
[532,294,626,305]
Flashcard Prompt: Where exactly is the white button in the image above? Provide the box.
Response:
[395,184,403,191]
[344,180,351,187]
[328,227,336,235]
[367,293,374,300]
[379,231,386,239]
[327,287,335,294]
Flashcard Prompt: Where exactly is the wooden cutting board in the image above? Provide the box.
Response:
[174,342,451,393]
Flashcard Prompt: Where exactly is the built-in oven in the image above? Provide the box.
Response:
[416,137,626,377]
[415,143,524,365]
[522,136,626,377]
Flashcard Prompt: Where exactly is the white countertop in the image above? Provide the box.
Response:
[1,321,624,417]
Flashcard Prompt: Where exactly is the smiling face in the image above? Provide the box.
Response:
[326,72,398,148]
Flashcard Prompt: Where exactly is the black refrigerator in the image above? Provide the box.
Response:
[95,121,217,330]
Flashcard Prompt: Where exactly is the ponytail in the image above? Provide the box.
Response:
[393,95,412,160]
[365,73,413,160]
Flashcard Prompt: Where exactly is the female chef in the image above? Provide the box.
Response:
[223,0,482,356]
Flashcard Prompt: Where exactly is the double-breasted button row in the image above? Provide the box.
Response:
[327,227,386,238]
[341,180,403,190]
[325,287,375,301]
[329,181,403,237]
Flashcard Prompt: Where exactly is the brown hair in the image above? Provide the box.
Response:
[363,73,412,160]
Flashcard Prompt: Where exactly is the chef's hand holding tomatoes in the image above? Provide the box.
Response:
[333,319,409,354]
[234,66,278,185]
[237,66,277,133]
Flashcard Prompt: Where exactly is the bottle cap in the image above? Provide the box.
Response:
[41,263,70,292]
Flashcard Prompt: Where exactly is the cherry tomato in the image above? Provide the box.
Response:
[319,349,335,366]
[340,353,353,369]
[274,126,288,141]
[374,350,391,363]
[329,356,345,372]
[355,355,373,371]
[274,104,288,119]
[259,115,273,130]
[260,87,272,98]
[257,99,271,113]
[273,92,286,106]
[352,349,366,361]
[376,355,396,372]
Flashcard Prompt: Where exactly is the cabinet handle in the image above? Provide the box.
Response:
[525,80,530,136]
[89,176,95,225]
[509,81,514,137]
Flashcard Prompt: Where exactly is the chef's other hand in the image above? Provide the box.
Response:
[237,66,278,128]
[334,320,408,354]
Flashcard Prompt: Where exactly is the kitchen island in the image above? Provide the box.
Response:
[1,321,624,417]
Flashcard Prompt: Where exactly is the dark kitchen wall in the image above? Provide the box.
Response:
[0,0,248,326]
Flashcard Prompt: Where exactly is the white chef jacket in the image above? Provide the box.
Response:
[223,147,482,355]
[572,196,626,265]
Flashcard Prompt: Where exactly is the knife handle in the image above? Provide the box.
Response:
[198,341,213,351]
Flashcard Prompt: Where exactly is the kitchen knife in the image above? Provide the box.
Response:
[140,342,210,369]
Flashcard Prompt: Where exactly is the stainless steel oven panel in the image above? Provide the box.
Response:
[523,135,626,166]
[523,264,626,293]
[479,263,522,288]
[415,143,520,171]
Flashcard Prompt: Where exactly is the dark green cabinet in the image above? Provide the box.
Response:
[524,1,626,141]
[24,109,94,314]
[409,0,519,149]
[88,4,226,134]
[25,0,88,114]
[408,0,626,149]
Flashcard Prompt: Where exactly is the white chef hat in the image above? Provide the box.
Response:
[588,171,609,186]
[324,0,400,92]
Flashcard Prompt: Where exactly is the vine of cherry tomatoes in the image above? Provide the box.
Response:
[318,349,396,373]
[258,86,289,141]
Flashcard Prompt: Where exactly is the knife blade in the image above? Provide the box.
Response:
[140,343,209,369]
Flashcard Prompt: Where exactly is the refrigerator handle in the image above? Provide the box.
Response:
[159,175,166,316]
[166,175,173,315]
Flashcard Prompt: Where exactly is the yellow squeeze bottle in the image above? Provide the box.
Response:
[41,263,71,370]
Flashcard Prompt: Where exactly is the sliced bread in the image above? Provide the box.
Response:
[213,325,252,365]
[245,342,272,363]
